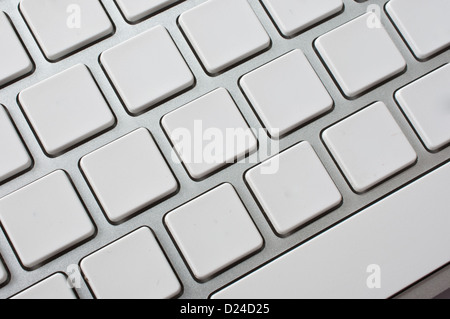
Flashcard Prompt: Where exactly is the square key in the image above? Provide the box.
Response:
[80,128,178,224]
[386,0,450,60]
[100,26,194,115]
[80,227,181,299]
[11,273,77,299]
[179,0,271,75]
[0,258,8,287]
[161,88,258,180]
[18,64,115,157]
[262,0,343,37]
[246,142,342,237]
[315,13,406,98]
[395,64,450,152]
[116,0,181,23]
[165,183,263,281]
[20,0,114,61]
[0,170,95,270]
[0,106,32,184]
[0,12,33,87]
[241,49,333,139]
[322,102,417,193]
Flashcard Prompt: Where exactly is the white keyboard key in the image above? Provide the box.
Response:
[246,142,342,237]
[20,0,114,61]
[240,49,333,139]
[11,273,76,299]
[0,106,32,184]
[213,162,450,299]
[101,26,194,115]
[323,102,417,193]
[315,13,406,98]
[116,0,181,23]
[262,0,343,37]
[395,64,450,152]
[0,12,33,87]
[18,64,115,157]
[0,259,8,286]
[386,0,450,60]
[80,128,178,224]
[179,0,271,74]
[80,227,181,299]
[162,88,258,180]
[165,183,263,281]
[0,170,95,269]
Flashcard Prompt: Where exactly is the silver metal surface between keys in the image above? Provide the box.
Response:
[0,0,449,299]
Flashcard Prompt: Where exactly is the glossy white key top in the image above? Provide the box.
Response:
[323,102,417,193]
[165,183,263,282]
[0,106,32,184]
[315,13,406,98]
[179,0,271,74]
[81,227,181,299]
[240,49,333,139]
[262,0,343,37]
[20,0,114,61]
[116,0,181,23]
[80,128,178,224]
[386,0,450,60]
[162,88,258,180]
[0,259,8,286]
[395,64,450,152]
[19,64,115,157]
[100,26,194,115]
[0,12,33,87]
[213,162,450,299]
[11,273,76,299]
[0,170,95,269]
[246,142,342,237]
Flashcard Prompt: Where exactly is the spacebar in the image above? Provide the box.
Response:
[212,162,450,299]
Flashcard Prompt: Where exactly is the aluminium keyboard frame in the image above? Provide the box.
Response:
[0,0,449,299]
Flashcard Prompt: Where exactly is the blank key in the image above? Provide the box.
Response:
[0,106,32,184]
[395,64,450,152]
[241,49,333,139]
[0,12,33,87]
[162,88,258,180]
[0,170,95,269]
[386,0,450,60]
[81,227,181,299]
[116,0,181,23]
[20,0,114,61]
[11,273,77,299]
[100,26,194,115]
[315,13,406,98]
[262,0,343,37]
[19,64,115,157]
[246,142,342,237]
[80,128,178,224]
[179,0,271,74]
[323,102,417,193]
[165,184,263,282]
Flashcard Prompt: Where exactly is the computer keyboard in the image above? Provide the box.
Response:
[0,0,449,300]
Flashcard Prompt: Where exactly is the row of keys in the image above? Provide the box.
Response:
[5,154,450,298]
[2,0,449,90]
[2,56,449,192]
